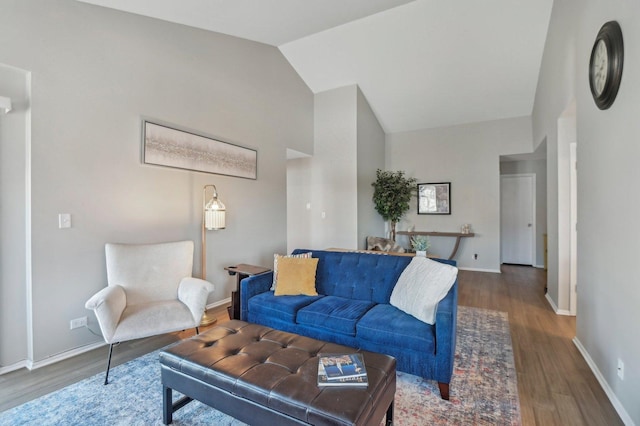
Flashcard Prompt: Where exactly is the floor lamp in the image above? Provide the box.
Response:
[200,184,226,326]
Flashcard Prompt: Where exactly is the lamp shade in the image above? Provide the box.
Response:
[204,194,226,230]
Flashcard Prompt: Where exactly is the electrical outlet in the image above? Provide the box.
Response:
[70,316,87,330]
[617,359,624,380]
[58,213,71,229]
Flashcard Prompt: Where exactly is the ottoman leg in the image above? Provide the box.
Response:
[163,385,173,424]
[385,401,394,425]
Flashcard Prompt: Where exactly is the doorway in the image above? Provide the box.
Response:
[501,174,535,265]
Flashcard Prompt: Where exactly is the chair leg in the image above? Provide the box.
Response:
[104,343,114,385]
[195,326,199,335]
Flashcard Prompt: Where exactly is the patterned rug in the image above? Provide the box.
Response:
[0,306,520,425]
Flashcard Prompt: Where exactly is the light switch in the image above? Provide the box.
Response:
[58,213,71,229]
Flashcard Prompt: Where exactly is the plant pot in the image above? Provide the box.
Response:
[416,250,427,257]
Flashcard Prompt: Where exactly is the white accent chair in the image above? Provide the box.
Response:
[85,240,214,384]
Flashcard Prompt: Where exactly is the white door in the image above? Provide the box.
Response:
[501,174,535,265]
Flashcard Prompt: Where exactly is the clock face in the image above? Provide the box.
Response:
[592,39,608,95]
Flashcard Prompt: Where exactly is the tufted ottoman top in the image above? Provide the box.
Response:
[160,320,396,425]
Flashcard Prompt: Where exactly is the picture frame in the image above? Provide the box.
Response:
[418,182,451,215]
[142,119,257,180]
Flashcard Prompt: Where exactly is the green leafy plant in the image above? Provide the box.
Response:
[371,169,417,240]
[411,235,430,252]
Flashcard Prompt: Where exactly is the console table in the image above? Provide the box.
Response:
[224,264,271,320]
[396,231,475,260]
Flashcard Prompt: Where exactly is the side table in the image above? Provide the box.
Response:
[224,264,271,320]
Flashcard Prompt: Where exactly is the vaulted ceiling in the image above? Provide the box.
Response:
[77,0,554,134]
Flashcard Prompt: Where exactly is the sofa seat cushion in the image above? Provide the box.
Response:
[296,296,375,336]
[247,292,322,323]
[357,304,435,352]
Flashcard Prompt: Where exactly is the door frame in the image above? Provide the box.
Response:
[500,173,536,266]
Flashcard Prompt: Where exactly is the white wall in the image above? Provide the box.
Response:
[386,116,533,271]
[533,0,639,423]
[356,87,386,248]
[287,85,386,252]
[0,0,313,366]
[500,159,548,268]
[0,65,29,369]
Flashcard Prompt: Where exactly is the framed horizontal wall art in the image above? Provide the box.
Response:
[418,182,451,215]
[142,119,257,180]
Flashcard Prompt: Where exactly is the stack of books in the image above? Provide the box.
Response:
[317,353,368,387]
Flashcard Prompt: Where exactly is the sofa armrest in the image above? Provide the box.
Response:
[434,280,458,383]
[240,271,274,321]
[85,285,126,343]
[178,277,215,323]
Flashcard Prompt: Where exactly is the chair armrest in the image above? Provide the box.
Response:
[240,271,273,321]
[85,285,126,343]
[178,277,214,323]
[434,280,458,384]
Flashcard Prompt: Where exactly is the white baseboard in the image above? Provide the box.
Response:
[0,360,27,375]
[534,264,545,269]
[458,267,501,273]
[26,341,106,371]
[2,299,233,376]
[206,297,231,310]
[545,293,573,316]
[573,337,635,426]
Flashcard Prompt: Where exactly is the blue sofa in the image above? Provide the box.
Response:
[240,249,458,399]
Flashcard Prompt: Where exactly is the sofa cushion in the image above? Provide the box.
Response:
[271,252,312,291]
[296,296,375,336]
[248,292,322,323]
[357,304,435,352]
[390,257,458,324]
[274,257,319,296]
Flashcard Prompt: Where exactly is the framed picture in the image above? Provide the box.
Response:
[142,119,257,180]
[418,182,451,215]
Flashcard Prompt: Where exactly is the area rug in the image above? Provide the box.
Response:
[0,306,520,425]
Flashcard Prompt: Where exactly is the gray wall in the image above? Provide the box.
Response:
[0,65,29,369]
[286,85,385,252]
[356,87,386,248]
[386,116,533,271]
[533,0,639,422]
[500,159,548,268]
[0,0,313,366]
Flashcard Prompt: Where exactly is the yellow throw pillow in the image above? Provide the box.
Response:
[274,257,319,296]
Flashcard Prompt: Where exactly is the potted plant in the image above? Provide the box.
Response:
[411,235,430,257]
[371,169,416,241]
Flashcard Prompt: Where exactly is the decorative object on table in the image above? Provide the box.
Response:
[317,353,368,387]
[418,182,451,215]
[397,231,475,260]
[461,223,471,234]
[200,184,226,326]
[371,169,417,241]
[142,119,257,179]
[84,241,213,385]
[411,235,430,257]
[366,236,405,253]
[589,21,624,110]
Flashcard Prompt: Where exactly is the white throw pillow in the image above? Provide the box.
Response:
[390,257,458,324]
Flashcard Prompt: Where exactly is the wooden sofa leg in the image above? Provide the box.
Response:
[438,382,450,400]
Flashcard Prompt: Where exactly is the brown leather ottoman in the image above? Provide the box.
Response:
[160,320,396,425]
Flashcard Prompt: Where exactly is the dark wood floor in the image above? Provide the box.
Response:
[0,266,624,425]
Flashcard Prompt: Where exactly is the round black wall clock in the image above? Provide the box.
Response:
[589,21,624,110]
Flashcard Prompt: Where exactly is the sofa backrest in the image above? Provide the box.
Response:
[292,249,455,304]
